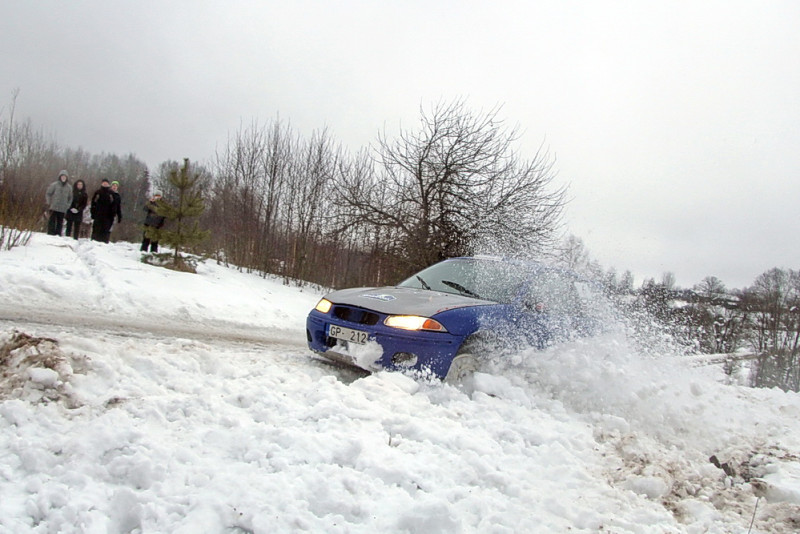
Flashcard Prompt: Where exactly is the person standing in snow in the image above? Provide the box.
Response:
[90,179,117,243]
[140,191,166,252]
[64,179,88,240]
[80,200,93,238]
[110,180,123,228]
[45,170,73,236]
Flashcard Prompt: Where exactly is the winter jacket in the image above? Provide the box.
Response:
[143,201,166,228]
[90,185,117,222]
[45,171,73,213]
[66,183,88,222]
[111,191,122,223]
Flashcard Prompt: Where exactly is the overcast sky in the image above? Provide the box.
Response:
[2,1,799,289]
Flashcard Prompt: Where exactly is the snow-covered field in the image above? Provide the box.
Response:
[0,234,798,533]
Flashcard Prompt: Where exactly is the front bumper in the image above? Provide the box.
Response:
[306,309,463,378]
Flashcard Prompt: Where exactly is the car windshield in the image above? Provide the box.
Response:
[397,257,528,303]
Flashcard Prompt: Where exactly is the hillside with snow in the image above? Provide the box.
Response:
[0,234,799,533]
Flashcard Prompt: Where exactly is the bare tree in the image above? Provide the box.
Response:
[661,271,676,290]
[207,120,351,286]
[0,88,21,188]
[694,276,727,300]
[618,270,634,294]
[0,90,64,236]
[282,128,338,281]
[258,120,292,272]
[686,276,744,354]
[210,122,271,270]
[742,268,800,391]
[337,99,566,275]
[555,234,591,272]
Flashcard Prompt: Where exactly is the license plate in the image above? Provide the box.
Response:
[328,324,369,345]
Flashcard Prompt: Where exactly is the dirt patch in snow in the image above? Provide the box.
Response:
[0,330,89,408]
[595,429,800,533]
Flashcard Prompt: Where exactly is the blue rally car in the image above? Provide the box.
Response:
[306,256,600,384]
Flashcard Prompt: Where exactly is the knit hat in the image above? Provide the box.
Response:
[111,180,120,186]
[101,178,110,184]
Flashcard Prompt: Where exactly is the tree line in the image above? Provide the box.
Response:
[1,93,797,391]
[558,236,800,391]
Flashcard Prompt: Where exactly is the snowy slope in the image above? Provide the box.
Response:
[0,234,798,533]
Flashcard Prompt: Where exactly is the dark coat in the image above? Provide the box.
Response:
[143,201,166,228]
[111,191,122,223]
[66,184,88,223]
[90,185,117,222]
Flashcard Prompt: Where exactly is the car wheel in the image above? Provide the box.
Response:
[444,353,479,386]
[444,333,490,387]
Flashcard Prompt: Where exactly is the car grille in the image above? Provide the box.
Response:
[332,305,380,326]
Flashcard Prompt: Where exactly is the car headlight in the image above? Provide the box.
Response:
[314,298,332,313]
[384,315,447,332]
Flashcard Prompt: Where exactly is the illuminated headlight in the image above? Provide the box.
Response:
[314,298,333,313]
[384,315,447,332]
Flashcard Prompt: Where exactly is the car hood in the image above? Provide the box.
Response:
[326,286,495,316]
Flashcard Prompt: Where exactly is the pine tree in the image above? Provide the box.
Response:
[146,158,210,272]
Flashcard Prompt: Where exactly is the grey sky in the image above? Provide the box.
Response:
[2,1,799,289]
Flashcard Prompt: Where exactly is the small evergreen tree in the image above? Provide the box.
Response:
[145,158,210,272]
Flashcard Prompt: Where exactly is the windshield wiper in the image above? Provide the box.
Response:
[416,275,431,290]
[441,280,481,299]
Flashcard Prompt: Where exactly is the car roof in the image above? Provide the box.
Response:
[443,255,594,284]
[447,255,560,272]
